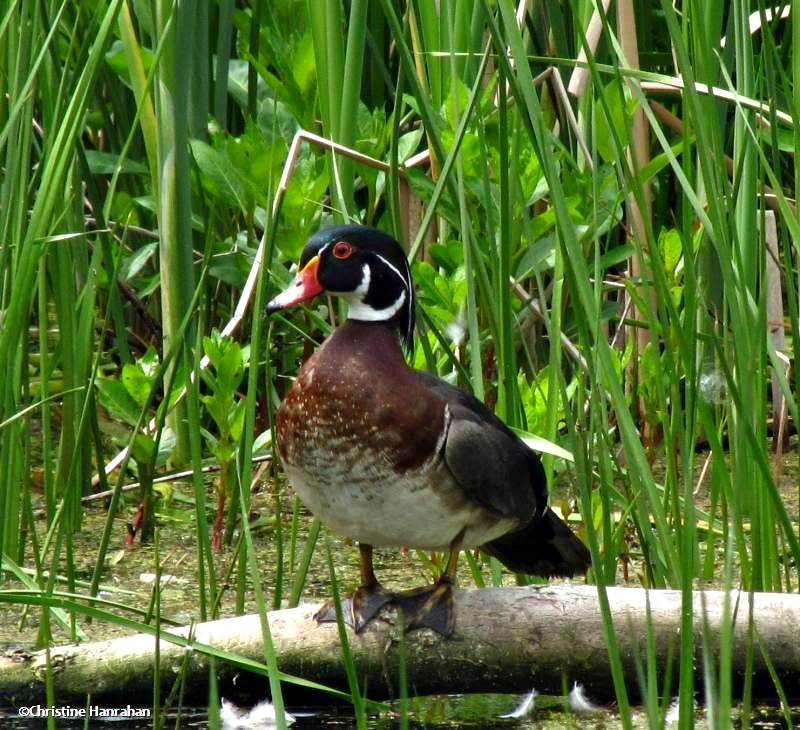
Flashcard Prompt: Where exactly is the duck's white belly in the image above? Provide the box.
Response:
[284,453,515,550]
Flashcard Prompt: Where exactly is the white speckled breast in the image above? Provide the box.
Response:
[275,321,519,550]
[283,447,515,551]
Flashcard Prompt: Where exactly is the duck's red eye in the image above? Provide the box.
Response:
[332,241,353,259]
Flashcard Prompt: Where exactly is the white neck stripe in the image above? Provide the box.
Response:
[324,252,413,332]
[343,263,406,321]
[346,289,407,322]
[371,253,414,344]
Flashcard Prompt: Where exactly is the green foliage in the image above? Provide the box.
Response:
[201,329,248,462]
[96,347,174,466]
[201,330,249,550]
[122,348,160,408]
[1,0,798,724]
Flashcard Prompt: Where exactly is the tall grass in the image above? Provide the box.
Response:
[0,0,798,727]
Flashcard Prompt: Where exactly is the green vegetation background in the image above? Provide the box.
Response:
[1,1,798,727]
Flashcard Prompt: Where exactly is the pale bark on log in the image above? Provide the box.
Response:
[1,586,799,706]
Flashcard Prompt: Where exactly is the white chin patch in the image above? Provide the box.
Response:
[341,263,407,322]
[347,290,406,322]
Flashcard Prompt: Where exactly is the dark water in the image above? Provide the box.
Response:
[1,696,798,729]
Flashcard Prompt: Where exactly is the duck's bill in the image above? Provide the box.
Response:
[266,255,323,313]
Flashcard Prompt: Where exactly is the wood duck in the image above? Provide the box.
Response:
[267,225,590,636]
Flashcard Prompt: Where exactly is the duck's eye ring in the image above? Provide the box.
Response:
[332,241,353,259]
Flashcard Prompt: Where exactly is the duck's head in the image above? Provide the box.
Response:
[267,225,415,349]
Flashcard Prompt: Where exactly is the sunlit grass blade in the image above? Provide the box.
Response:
[325,541,367,729]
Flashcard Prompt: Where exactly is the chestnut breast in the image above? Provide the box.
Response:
[276,320,444,473]
[274,320,514,549]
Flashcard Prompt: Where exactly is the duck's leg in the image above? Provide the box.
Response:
[314,543,393,632]
[393,531,464,637]
[350,543,394,632]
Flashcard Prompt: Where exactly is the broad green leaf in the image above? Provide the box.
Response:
[95,377,141,427]
[84,149,148,175]
[660,228,683,276]
[190,139,248,212]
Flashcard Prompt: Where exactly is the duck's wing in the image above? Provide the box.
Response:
[414,371,545,522]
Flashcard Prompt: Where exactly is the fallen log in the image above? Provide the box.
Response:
[1,586,799,706]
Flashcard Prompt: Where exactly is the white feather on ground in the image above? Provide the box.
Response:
[220,699,296,729]
[499,689,537,719]
[569,682,602,715]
